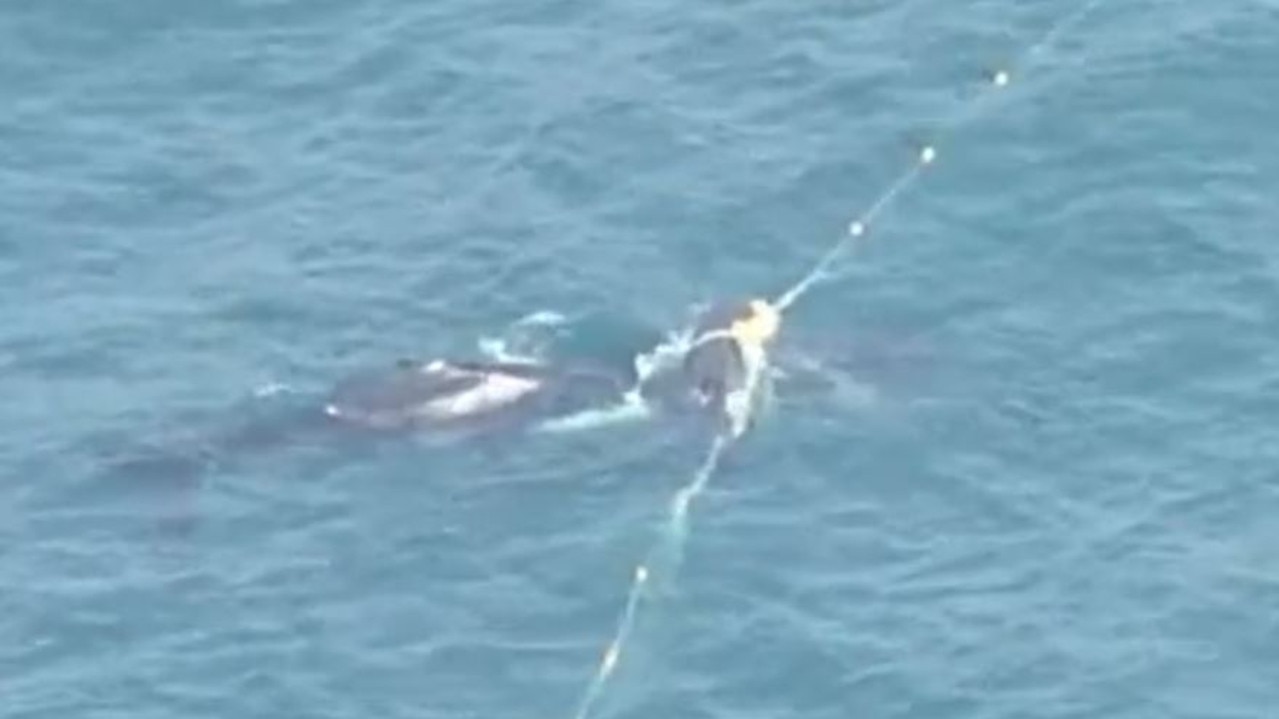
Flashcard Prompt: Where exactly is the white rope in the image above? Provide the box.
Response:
[568,3,1108,717]
[774,0,1108,313]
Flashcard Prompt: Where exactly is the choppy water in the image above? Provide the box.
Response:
[3,1,1278,717]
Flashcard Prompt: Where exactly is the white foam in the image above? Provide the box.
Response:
[534,395,654,434]
[252,382,294,398]
[512,309,568,327]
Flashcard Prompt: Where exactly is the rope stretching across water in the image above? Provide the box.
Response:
[569,3,1109,718]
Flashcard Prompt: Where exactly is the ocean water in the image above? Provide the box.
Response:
[3,0,1278,717]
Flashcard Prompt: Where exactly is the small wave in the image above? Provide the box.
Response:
[252,381,295,398]
[477,309,572,363]
[534,394,654,434]
[512,310,569,327]
[476,336,538,363]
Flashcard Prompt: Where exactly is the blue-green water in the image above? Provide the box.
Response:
[3,1,1277,717]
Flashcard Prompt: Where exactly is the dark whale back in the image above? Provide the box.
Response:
[682,300,755,408]
[636,300,754,420]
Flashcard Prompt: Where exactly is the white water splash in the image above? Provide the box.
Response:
[477,309,570,363]
[632,326,696,385]
[723,338,775,440]
[251,382,295,398]
[535,326,697,436]
[534,393,654,434]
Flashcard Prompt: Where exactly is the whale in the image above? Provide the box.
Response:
[321,357,635,436]
[84,298,783,504]
[322,298,781,439]
[639,297,781,438]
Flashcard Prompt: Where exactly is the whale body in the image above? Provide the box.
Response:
[322,358,633,435]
